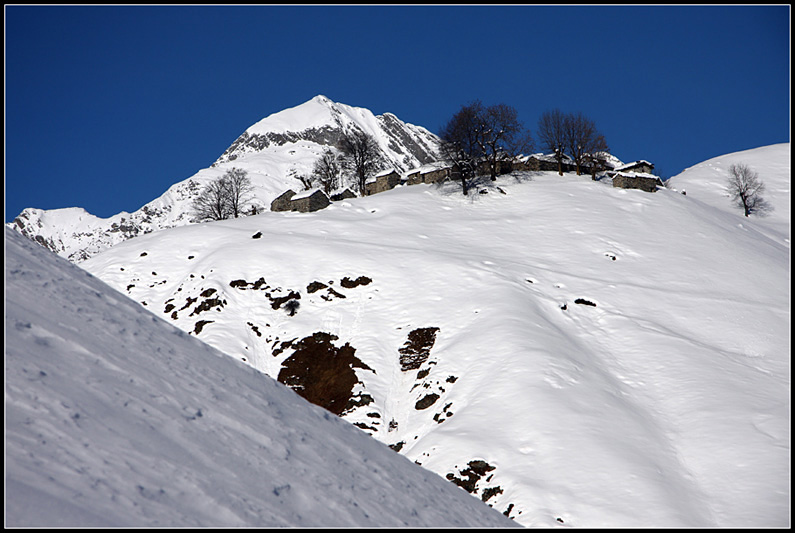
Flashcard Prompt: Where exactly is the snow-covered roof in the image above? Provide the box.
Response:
[408,161,450,174]
[611,171,658,180]
[615,160,653,172]
[519,152,574,163]
[291,188,327,200]
[373,168,399,178]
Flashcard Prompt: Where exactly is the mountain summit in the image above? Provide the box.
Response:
[215,94,441,171]
[8,96,442,262]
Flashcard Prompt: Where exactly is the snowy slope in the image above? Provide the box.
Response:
[8,95,442,263]
[80,145,790,528]
[666,143,790,245]
[4,227,518,528]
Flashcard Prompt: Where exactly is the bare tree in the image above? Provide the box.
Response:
[295,175,313,191]
[311,148,345,195]
[192,176,232,222]
[191,167,254,222]
[582,134,610,180]
[564,112,607,176]
[726,163,770,217]
[223,167,255,218]
[537,109,568,176]
[438,101,485,195]
[477,103,533,181]
[339,129,380,196]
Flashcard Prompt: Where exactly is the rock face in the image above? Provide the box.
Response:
[276,332,375,416]
[8,95,443,262]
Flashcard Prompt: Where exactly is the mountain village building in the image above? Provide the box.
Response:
[270,190,297,212]
[270,189,330,213]
[406,163,451,186]
[364,169,402,196]
[607,160,661,193]
[512,153,579,173]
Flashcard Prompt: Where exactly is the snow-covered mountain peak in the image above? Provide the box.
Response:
[8,96,443,263]
[214,95,441,170]
[245,94,343,136]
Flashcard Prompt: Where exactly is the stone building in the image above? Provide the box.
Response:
[513,153,577,173]
[608,160,661,193]
[270,189,330,212]
[270,190,297,212]
[290,189,331,212]
[364,169,402,196]
[330,188,357,201]
[611,173,660,193]
[406,164,451,185]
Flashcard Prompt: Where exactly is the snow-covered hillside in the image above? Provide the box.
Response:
[666,143,790,245]
[5,227,517,528]
[8,95,442,262]
[79,144,790,528]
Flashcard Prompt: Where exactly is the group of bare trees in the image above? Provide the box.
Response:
[537,109,609,178]
[437,100,612,196]
[191,167,255,222]
[297,129,383,197]
[438,100,533,195]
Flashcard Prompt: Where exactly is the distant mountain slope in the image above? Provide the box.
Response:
[81,147,790,528]
[5,227,517,528]
[8,95,443,263]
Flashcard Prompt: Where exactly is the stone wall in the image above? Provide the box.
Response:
[612,174,658,193]
[271,190,297,212]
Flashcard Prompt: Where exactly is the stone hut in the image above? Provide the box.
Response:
[421,166,450,184]
[611,173,660,193]
[290,189,331,212]
[270,189,296,212]
[364,169,401,196]
[407,163,451,185]
[330,188,357,201]
[271,188,330,212]
[513,153,577,173]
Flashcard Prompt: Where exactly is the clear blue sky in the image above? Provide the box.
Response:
[5,5,790,222]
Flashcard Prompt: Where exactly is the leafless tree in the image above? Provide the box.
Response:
[477,103,533,181]
[726,163,770,217]
[311,149,345,195]
[339,129,380,196]
[537,109,568,176]
[582,134,610,180]
[438,101,485,195]
[564,112,607,176]
[191,168,254,221]
[223,167,255,218]
[192,177,232,221]
[295,175,313,191]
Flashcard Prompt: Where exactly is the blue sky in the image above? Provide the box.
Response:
[5,5,790,223]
